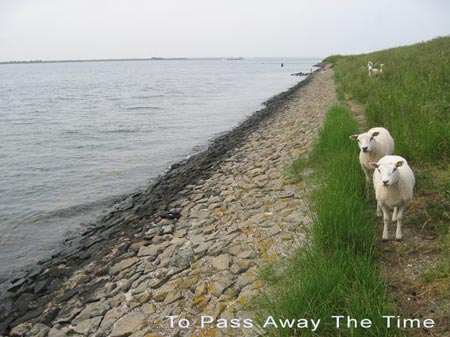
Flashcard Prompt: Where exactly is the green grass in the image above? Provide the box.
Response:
[329,36,450,333]
[308,106,372,254]
[332,35,450,285]
[333,36,450,164]
[322,55,344,63]
[253,106,397,337]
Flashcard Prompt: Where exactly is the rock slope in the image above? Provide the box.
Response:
[3,65,337,337]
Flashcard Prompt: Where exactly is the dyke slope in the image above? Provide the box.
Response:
[1,65,337,337]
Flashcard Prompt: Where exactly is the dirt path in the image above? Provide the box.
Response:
[347,98,450,337]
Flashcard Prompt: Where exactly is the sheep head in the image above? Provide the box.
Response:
[349,131,381,153]
[370,160,404,187]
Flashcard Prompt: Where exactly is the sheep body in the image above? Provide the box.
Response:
[371,155,415,241]
[367,61,384,77]
[350,127,394,184]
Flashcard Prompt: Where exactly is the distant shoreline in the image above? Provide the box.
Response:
[0,57,191,65]
[0,56,321,65]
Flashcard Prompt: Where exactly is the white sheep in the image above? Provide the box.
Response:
[349,127,394,184]
[370,155,415,241]
[367,61,384,77]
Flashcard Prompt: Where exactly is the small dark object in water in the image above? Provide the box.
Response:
[159,210,181,219]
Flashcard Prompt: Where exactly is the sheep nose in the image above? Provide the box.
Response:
[362,147,368,152]
[382,180,389,186]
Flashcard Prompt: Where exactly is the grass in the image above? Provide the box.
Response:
[329,36,450,335]
[332,36,450,164]
[252,106,397,337]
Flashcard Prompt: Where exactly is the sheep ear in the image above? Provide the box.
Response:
[349,135,359,140]
[370,162,379,169]
[395,161,404,168]
[372,131,380,137]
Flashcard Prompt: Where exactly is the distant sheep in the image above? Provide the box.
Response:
[370,155,415,241]
[367,61,384,77]
[349,127,394,184]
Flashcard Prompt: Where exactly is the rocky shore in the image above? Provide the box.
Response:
[1,64,337,337]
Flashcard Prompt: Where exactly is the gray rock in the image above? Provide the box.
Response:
[71,316,102,335]
[97,307,127,336]
[26,323,50,337]
[161,224,175,235]
[193,242,210,256]
[110,310,146,337]
[74,300,111,321]
[47,327,70,337]
[209,273,234,297]
[9,322,31,337]
[137,243,168,258]
[230,258,253,274]
[170,247,194,268]
[163,290,183,305]
[211,254,232,270]
[110,257,140,274]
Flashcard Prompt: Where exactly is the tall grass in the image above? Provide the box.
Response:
[308,106,371,253]
[333,36,450,163]
[328,36,450,333]
[253,106,397,337]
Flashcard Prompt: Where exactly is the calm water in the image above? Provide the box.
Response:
[0,58,318,276]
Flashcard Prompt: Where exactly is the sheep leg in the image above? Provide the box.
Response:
[380,204,390,241]
[363,167,372,199]
[392,207,398,221]
[363,166,372,186]
[376,204,382,217]
[395,207,404,241]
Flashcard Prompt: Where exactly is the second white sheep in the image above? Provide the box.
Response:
[370,155,415,241]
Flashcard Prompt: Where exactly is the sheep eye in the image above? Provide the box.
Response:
[370,137,374,141]
[393,168,397,172]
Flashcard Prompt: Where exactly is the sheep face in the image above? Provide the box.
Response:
[371,161,404,187]
[349,131,380,153]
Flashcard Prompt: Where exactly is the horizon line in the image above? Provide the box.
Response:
[0,56,322,65]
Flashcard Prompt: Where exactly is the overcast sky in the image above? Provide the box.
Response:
[1,0,450,61]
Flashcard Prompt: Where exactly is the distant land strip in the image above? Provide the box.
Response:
[0,57,230,65]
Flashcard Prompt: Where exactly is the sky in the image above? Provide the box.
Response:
[1,0,450,62]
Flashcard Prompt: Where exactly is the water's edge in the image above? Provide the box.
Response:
[0,66,321,332]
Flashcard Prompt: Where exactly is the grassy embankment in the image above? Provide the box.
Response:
[253,36,450,336]
[330,36,450,333]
